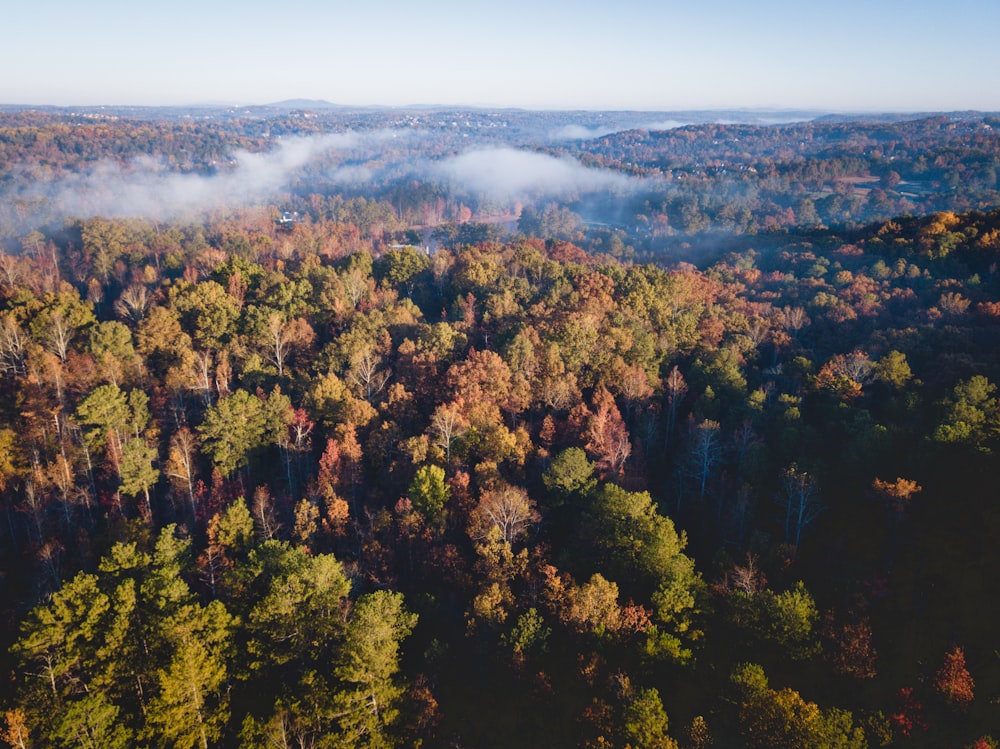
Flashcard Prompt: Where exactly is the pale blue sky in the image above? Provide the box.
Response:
[3,0,998,111]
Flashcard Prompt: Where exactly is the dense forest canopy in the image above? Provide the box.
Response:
[0,105,999,748]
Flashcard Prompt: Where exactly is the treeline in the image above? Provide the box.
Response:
[1,206,1000,746]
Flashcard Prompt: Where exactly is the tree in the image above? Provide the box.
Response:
[408,464,451,528]
[585,385,632,476]
[88,320,140,386]
[777,464,823,548]
[874,350,912,389]
[0,312,28,377]
[934,646,975,707]
[663,365,688,446]
[468,483,539,546]
[564,573,623,635]
[144,601,234,749]
[823,614,877,679]
[682,419,723,502]
[1,708,30,749]
[333,591,417,747]
[815,350,874,401]
[347,350,391,403]
[198,388,290,478]
[933,376,1000,453]
[52,692,132,749]
[503,607,551,667]
[623,687,679,749]
[75,383,132,469]
[244,542,351,673]
[119,437,159,517]
[377,245,430,297]
[764,582,820,660]
[589,484,693,586]
[428,399,468,463]
[169,280,240,351]
[730,663,866,749]
[11,572,112,710]
[542,447,597,504]
[261,313,314,377]
[586,484,703,656]
[165,428,200,522]
[114,285,151,325]
[29,290,95,363]
[10,527,216,745]
[447,349,514,410]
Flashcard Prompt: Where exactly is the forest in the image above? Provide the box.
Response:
[0,105,999,748]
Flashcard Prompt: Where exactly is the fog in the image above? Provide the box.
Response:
[19,130,406,222]
[433,147,631,200]
[550,124,624,141]
[7,131,643,232]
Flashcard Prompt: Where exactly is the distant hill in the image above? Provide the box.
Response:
[813,110,1000,123]
[265,99,349,110]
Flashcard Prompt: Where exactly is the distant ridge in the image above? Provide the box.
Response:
[265,99,348,110]
[813,110,1000,124]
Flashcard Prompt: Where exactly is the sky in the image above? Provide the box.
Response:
[3,0,999,112]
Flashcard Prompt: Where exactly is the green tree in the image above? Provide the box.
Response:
[588,484,697,589]
[333,591,417,748]
[75,383,131,461]
[11,572,112,710]
[586,484,703,659]
[624,687,679,749]
[144,601,235,749]
[408,464,451,527]
[28,288,96,362]
[933,375,1000,453]
[376,245,430,297]
[243,542,351,673]
[542,447,596,505]
[874,350,912,389]
[198,388,290,477]
[88,319,140,385]
[503,607,551,666]
[730,663,866,749]
[169,280,240,350]
[764,582,820,660]
[52,692,132,749]
[119,437,159,515]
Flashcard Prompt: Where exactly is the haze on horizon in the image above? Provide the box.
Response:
[3,0,999,112]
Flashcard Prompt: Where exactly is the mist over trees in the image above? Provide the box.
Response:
[0,104,999,747]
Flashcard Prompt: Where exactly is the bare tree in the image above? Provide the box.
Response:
[263,314,314,377]
[664,365,688,446]
[114,285,150,324]
[722,552,767,596]
[190,350,214,405]
[469,484,540,546]
[265,313,292,377]
[782,305,810,339]
[429,400,468,462]
[341,267,370,308]
[778,464,824,548]
[0,313,27,377]
[0,250,23,289]
[166,428,200,522]
[347,351,391,402]
[42,311,73,362]
[684,419,723,500]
